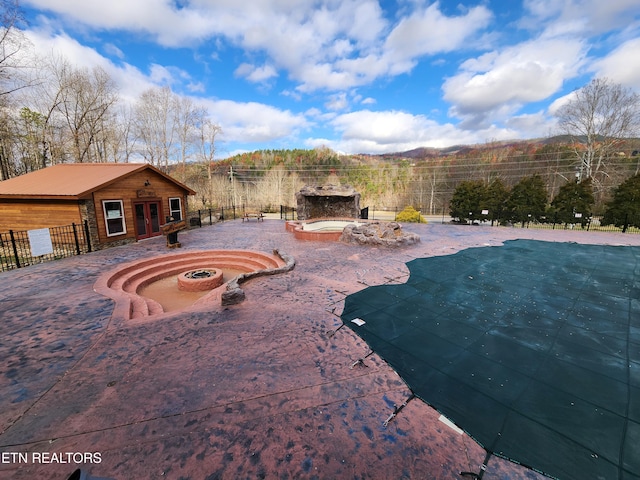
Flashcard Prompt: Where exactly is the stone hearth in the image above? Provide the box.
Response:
[296,184,360,220]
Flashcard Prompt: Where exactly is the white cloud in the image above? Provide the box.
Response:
[22,28,156,103]
[186,81,206,93]
[325,92,349,111]
[504,111,557,138]
[25,27,108,70]
[25,0,216,45]
[103,43,124,59]
[326,109,518,153]
[148,64,175,85]
[332,110,429,145]
[294,63,359,93]
[384,3,493,60]
[345,0,387,46]
[23,0,493,93]
[592,37,640,88]
[523,0,640,33]
[234,63,278,83]
[547,93,574,116]
[443,36,587,126]
[204,99,308,143]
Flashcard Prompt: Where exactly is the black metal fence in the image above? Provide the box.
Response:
[280,205,296,220]
[1,221,92,272]
[187,205,301,226]
[186,207,239,227]
[457,214,640,234]
[187,205,396,224]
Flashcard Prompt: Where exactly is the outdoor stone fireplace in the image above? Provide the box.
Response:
[295,184,361,220]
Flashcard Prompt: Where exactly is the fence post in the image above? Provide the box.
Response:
[209,209,212,225]
[84,220,92,252]
[9,230,20,269]
[72,223,81,255]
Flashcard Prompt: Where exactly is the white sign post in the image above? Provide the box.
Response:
[28,228,54,257]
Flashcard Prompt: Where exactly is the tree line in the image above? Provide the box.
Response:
[449,172,640,232]
[0,64,222,179]
[183,140,638,215]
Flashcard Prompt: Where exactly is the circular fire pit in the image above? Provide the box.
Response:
[177,269,224,292]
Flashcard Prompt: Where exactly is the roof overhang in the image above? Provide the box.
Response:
[0,195,86,201]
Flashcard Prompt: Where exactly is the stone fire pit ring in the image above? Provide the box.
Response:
[177,268,224,292]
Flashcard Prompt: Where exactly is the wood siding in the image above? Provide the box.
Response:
[0,200,83,232]
[91,170,189,245]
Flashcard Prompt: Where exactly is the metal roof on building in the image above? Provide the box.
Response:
[0,163,195,199]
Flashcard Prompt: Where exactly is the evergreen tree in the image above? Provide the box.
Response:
[506,175,548,226]
[484,178,510,225]
[550,178,594,227]
[602,174,640,232]
[450,180,486,223]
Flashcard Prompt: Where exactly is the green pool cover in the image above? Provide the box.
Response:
[341,240,640,480]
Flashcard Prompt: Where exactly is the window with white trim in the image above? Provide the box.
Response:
[103,200,126,236]
[169,197,182,220]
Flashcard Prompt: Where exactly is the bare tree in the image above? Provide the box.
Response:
[56,64,119,162]
[100,103,136,163]
[0,105,16,178]
[0,0,35,177]
[24,56,120,164]
[134,86,179,170]
[255,164,290,208]
[175,96,205,167]
[0,0,34,97]
[197,117,221,174]
[425,166,447,215]
[16,106,45,171]
[195,116,222,205]
[556,78,640,183]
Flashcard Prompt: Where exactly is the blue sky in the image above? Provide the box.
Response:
[18,0,640,158]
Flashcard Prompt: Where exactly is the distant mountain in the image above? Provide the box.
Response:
[371,139,542,160]
[368,135,640,160]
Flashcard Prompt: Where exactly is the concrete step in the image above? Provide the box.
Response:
[95,249,289,321]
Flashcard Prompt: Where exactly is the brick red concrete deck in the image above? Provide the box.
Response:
[1,220,639,480]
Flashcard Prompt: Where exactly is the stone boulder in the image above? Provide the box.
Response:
[339,221,420,247]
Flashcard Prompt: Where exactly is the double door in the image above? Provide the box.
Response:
[134,201,162,240]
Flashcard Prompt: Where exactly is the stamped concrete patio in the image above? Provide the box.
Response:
[1,219,639,479]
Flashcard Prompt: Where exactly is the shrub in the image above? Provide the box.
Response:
[396,206,427,223]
